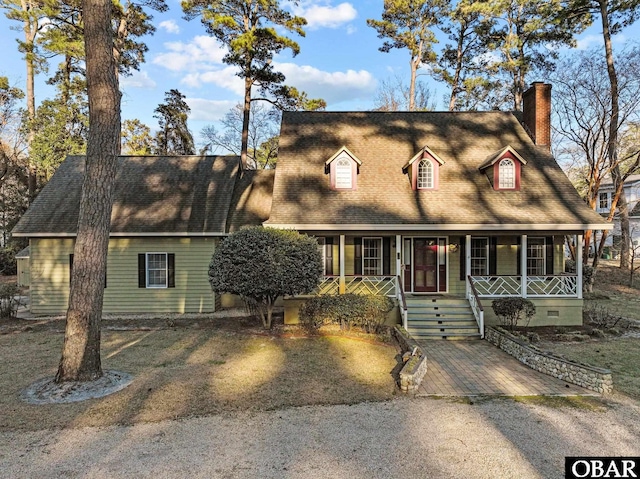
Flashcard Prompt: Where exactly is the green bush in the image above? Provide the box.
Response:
[209,227,322,329]
[0,247,17,276]
[0,283,21,318]
[299,293,394,333]
[491,297,536,331]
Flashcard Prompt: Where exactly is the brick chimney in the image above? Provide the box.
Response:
[522,82,552,151]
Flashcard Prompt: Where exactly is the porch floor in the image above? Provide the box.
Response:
[416,340,597,397]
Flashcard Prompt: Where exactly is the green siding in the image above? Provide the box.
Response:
[30,237,217,315]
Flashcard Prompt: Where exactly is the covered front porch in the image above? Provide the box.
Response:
[310,232,585,337]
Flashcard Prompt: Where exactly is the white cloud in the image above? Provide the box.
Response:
[159,19,180,34]
[120,70,157,89]
[187,98,237,122]
[275,62,376,104]
[294,2,357,29]
[152,36,226,72]
[181,66,244,94]
[576,33,626,50]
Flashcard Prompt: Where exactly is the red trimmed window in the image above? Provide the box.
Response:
[493,152,521,190]
[412,155,439,190]
[329,155,358,190]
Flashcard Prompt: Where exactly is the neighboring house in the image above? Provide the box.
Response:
[12,156,273,314]
[595,174,640,256]
[12,82,610,339]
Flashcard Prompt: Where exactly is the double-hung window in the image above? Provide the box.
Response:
[146,253,168,288]
[498,159,515,189]
[527,238,545,276]
[471,238,489,276]
[599,192,610,210]
[362,237,383,275]
[335,158,353,189]
[417,159,434,189]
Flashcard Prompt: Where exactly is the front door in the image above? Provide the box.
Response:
[414,238,438,292]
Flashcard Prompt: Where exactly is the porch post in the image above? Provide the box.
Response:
[395,234,402,283]
[465,234,471,297]
[521,234,527,297]
[577,233,583,299]
[339,234,345,294]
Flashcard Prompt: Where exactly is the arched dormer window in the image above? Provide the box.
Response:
[335,157,352,189]
[325,146,361,190]
[417,159,434,189]
[498,159,515,189]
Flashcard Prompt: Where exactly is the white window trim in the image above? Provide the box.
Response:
[526,237,546,276]
[146,252,168,288]
[362,237,383,276]
[471,237,489,276]
[498,158,516,189]
[417,158,434,189]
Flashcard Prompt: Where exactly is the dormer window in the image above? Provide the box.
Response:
[478,145,526,191]
[402,146,445,191]
[335,158,352,189]
[325,146,362,191]
[417,159,434,189]
[498,159,515,189]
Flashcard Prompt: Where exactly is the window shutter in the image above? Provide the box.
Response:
[354,237,362,275]
[168,253,175,288]
[138,254,146,288]
[325,237,333,275]
[459,239,466,281]
[383,237,391,275]
[489,237,497,275]
[69,254,74,284]
[545,236,554,275]
[516,237,521,275]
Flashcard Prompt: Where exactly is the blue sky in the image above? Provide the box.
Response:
[0,0,637,150]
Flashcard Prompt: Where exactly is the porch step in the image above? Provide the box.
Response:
[404,296,480,340]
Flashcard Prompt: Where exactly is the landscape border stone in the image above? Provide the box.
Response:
[485,326,613,394]
[393,326,428,394]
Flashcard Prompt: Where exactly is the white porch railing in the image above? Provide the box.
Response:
[467,276,485,338]
[316,275,397,296]
[470,275,578,298]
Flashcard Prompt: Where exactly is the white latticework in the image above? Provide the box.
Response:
[471,276,521,296]
[316,276,340,295]
[345,276,396,296]
[527,275,578,297]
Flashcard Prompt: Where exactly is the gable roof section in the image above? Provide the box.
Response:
[478,145,527,170]
[402,145,446,172]
[267,111,610,230]
[13,155,241,236]
[324,146,362,167]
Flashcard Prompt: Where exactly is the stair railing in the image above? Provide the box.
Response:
[467,275,485,338]
[396,275,408,330]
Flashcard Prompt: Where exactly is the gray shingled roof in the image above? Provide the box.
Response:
[13,155,241,235]
[226,169,275,232]
[266,111,609,229]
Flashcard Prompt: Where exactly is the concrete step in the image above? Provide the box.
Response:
[407,306,473,315]
[405,297,469,307]
[408,330,482,340]
[407,319,478,327]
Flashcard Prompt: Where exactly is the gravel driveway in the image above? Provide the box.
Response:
[1,396,639,479]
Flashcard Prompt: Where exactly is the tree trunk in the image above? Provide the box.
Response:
[409,55,418,112]
[240,76,252,169]
[448,25,465,111]
[21,0,37,202]
[599,0,628,269]
[56,0,121,383]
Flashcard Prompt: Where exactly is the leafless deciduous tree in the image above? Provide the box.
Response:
[552,47,640,269]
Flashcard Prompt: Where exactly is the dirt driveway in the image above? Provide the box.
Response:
[2,395,639,479]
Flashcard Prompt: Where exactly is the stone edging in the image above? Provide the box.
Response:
[393,326,428,394]
[485,326,613,394]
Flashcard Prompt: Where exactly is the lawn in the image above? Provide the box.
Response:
[537,260,640,399]
[0,324,400,431]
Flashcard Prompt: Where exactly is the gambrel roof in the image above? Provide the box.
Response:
[266,111,610,231]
